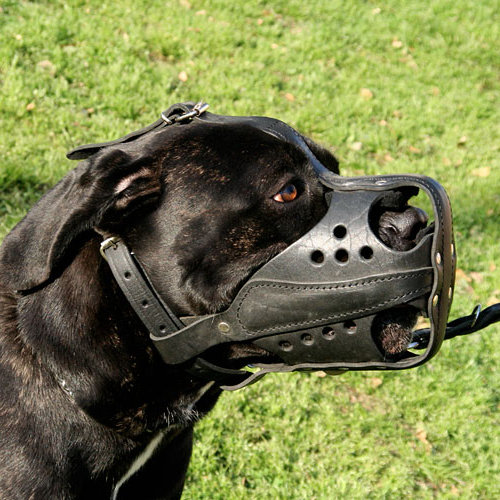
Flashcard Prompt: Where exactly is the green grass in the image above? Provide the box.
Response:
[1,0,499,498]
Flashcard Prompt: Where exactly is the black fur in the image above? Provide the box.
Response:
[0,120,422,498]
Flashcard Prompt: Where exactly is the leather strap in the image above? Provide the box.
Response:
[101,237,183,336]
[67,102,207,160]
[100,237,254,388]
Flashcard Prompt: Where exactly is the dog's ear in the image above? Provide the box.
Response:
[0,148,162,292]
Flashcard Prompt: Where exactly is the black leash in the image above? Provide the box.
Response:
[411,304,500,349]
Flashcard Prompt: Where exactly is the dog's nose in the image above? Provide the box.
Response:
[377,206,429,251]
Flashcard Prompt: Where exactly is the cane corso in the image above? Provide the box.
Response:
[0,112,427,498]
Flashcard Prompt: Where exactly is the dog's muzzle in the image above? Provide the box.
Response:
[69,102,500,390]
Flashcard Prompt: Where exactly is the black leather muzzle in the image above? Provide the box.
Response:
[153,173,454,375]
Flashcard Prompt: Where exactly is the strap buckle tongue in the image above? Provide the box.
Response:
[100,236,121,261]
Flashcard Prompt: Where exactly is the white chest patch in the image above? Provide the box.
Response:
[111,429,170,500]
[110,381,215,499]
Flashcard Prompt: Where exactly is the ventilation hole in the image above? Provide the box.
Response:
[311,250,325,264]
[344,320,357,334]
[159,324,166,333]
[360,246,374,260]
[322,327,335,340]
[301,333,314,346]
[141,300,149,307]
[124,271,131,279]
[335,249,349,263]
[279,341,293,352]
[333,225,347,239]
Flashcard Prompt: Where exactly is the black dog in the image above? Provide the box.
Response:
[0,115,427,498]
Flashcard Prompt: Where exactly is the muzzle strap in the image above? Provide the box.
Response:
[66,102,209,160]
[100,237,255,387]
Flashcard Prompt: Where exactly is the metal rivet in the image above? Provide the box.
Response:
[432,295,439,307]
[448,287,453,299]
[435,252,442,265]
[451,243,455,256]
[218,322,231,333]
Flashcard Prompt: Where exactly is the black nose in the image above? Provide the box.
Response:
[377,206,429,251]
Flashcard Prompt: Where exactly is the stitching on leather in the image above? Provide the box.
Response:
[236,271,431,335]
[238,286,431,335]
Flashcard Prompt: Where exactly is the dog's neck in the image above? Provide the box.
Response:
[10,236,221,438]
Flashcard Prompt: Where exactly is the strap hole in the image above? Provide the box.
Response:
[141,300,149,307]
[344,320,357,334]
[124,271,131,279]
[333,225,347,239]
[159,324,166,333]
[322,327,335,340]
[335,249,349,263]
[360,246,373,260]
[310,250,325,264]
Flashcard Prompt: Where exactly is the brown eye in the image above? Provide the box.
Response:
[273,184,298,203]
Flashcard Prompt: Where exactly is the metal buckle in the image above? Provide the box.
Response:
[161,101,209,125]
[100,236,121,261]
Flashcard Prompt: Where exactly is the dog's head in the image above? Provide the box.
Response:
[0,111,434,372]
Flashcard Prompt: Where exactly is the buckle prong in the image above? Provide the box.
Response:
[100,236,121,261]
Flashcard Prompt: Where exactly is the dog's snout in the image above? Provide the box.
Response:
[377,206,429,251]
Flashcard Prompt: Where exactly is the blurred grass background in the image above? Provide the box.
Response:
[1,0,499,498]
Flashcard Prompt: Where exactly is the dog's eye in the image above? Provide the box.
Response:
[273,184,298,203]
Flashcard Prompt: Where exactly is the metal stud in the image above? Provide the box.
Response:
[218,322,231,333]
[448,287,453,299]
[432,295,439,307]
[435,252,442,265]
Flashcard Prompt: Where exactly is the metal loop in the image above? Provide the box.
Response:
[470,304,482,328]
[161,101,209,125]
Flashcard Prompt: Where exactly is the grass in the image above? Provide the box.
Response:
[1,0,499,498]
